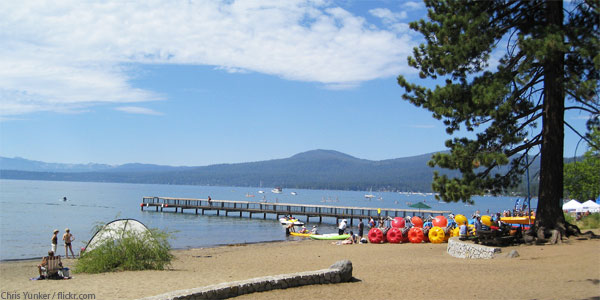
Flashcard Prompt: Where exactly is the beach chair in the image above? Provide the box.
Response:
[40,256,63,279]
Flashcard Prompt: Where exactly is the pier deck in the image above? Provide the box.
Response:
[141,197,450,225]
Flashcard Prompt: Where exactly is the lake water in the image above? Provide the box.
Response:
[0,179,536,260]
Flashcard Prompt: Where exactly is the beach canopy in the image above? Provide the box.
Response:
[577,200,600,213]
[85,219,150,252]
[562,199,583,212]
[409,202,431,209]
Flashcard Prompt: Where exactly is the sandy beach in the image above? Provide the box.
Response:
[1,236,599,300]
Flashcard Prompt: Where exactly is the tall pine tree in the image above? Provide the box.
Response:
[398,0,599,242]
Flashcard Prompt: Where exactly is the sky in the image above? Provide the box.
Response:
[0,0,593,166]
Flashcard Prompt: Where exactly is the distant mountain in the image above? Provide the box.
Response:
[0,156,189,173]
[0,156,114,172]
[0,149,549,192]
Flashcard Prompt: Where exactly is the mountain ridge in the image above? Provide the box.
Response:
[0,149,541,193]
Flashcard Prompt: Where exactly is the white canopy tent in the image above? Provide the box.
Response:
[562,199,583,212]
[84,219,151,252]
[577,200,600,213]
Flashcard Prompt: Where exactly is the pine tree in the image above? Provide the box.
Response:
[398,0,599,242]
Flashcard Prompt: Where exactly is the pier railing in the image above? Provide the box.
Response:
[141,197,451,225]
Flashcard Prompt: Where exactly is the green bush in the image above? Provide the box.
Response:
[564,212,600,230]
[75,227,173,273]
[581,213,600,229]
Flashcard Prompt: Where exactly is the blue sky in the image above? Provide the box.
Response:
[0,1,593,166]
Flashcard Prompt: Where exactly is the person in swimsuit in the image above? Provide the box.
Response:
[62,228,75,258]
[51,229,59,253]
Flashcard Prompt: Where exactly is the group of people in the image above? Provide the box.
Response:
[334,218,367,245]
[51,228,75,258]
[37,228,75,280]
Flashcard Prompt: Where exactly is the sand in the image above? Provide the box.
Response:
[1,236,599,300]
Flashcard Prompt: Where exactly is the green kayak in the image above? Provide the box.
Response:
[309,233,350,240]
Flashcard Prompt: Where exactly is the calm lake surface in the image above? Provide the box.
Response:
[0,179,537,260]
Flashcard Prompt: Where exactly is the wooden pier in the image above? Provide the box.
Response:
[141,197,451,225]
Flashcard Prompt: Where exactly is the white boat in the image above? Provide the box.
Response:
[272,187,283,194]
[291,192,297,196]
[258,190,265,194]
[279,217,304,227]
[364,194,375,199]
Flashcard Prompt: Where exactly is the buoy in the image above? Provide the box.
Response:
[481,215,492,227]
[386,227,403,243]
[411,216,424,228]
[454,214,467,225]
[140,203,144,207]
[392,217,405,228]
[432,215,448,227]
[408,227,424,243]
[428,226,445,243]
[368,227,387,244]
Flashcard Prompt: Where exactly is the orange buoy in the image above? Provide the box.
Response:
[432,215,448,227]
[428,226,445,243]
[386,227,403,243]
[392,217,405,228]
[411,216,424,228]
[368,227,387,244]
[408,227,424,243]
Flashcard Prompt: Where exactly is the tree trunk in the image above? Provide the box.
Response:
[533,0,568,242]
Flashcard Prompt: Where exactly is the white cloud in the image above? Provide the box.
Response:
[115,106,162,116]
[0,0,419,116]
[403,1,424,10]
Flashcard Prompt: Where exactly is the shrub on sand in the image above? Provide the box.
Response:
[75,228,173,273]
[581,213,600,229]
[564,212,600,231]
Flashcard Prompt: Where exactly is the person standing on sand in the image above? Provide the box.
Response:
[51,229,59,253]
[358,219,364,240]
[62,228,75,258]
[338,219,347,235]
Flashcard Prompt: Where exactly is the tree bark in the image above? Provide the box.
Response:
[533,0,567,242]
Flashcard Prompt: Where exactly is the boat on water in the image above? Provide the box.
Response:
[245,193,255,197]
[258,190,265,194]
[290,192,297,196]
[364,194,375,199]
[279,217,304,226]
[309,233,350,240]
[272,187,283,194]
